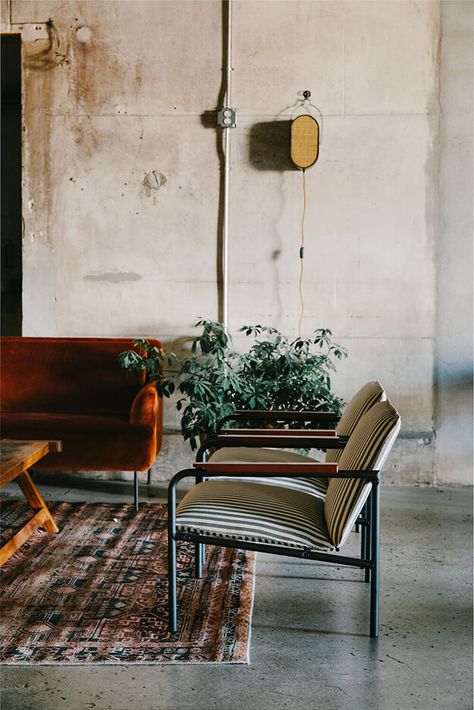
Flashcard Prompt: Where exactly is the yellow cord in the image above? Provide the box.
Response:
[298,168,307,339]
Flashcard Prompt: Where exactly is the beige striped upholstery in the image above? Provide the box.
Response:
[326,381,386,463]
[209,447,328,498]
[325,400,401,548]
[208,381,386,500]
[175,400,400,552]
[176,480,333,550]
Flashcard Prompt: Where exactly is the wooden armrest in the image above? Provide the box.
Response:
[217,409,339,429]
[193,461,339,477]
[206,434,346,449]
[219,428,337,437]
[193,462,378,481]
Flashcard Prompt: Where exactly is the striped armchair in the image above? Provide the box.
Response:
[194,381,386,576]
[168,399,401,638]
[196,380,386,500]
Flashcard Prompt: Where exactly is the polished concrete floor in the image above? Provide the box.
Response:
[1,476,472,710]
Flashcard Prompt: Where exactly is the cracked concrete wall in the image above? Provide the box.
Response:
[2,0,471,484]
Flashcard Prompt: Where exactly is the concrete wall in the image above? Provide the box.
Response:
[1,0,472,484]
[435,0,473,484]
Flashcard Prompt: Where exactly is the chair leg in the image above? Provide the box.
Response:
[168,477,178,633]
[357,500,367,534]
[195,543,205,578]
[134,471,139,511]
[369,478,380,638]
[364,495,372,583]
[194,472,204,578]
[360,517,367,562]
[147,467,152,485]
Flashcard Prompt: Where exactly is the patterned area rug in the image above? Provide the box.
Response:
[0,501,255,665]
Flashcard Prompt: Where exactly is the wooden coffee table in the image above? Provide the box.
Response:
[0,439,62,566]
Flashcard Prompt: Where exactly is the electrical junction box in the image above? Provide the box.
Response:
[217,108,237,128]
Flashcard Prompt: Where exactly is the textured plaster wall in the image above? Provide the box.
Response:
[1,0,471,484]
[435,1,473,484]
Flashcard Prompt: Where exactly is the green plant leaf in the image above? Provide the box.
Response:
[119,321,348,450]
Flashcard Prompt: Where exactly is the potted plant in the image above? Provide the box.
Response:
[118,319,348,450]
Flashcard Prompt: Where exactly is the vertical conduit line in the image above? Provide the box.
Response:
[222,0,233,330]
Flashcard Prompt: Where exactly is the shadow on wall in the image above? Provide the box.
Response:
[248,120,297,172]
[199,115,298,172]
[436,363,473,415]
[437,363,473,389]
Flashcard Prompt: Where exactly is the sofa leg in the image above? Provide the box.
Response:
[134,471,139,511]
[147,467,152,485]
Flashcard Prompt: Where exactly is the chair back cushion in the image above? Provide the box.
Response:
[324,400,400,547]
[325,380,386,463]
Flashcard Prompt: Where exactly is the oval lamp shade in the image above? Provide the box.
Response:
[290,115,320,169]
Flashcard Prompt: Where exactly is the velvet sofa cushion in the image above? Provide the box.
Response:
[1,412,156,471]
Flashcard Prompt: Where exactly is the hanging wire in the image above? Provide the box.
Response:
[290,92,323,144]
[297,168,307,339]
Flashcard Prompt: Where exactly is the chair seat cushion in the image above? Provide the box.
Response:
[208,447,329,499]
[176,479,334,551]
[1,412,155,471]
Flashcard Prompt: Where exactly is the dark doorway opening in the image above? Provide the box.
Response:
[1,34,22,335]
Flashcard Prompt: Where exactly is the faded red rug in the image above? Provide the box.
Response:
[0,501,255,665]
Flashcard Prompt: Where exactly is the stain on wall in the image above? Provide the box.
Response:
[83,271,141,283]
[69,22,124,112]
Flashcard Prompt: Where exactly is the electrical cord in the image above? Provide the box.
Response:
[298,168,307,339]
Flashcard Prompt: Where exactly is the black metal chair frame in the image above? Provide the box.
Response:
[193,429,351,579]
[167,466,381,638]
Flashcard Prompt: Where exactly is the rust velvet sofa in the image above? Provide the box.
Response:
[0,337,163,509]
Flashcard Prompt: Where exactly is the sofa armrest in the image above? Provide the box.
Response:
[130,381,158,428]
